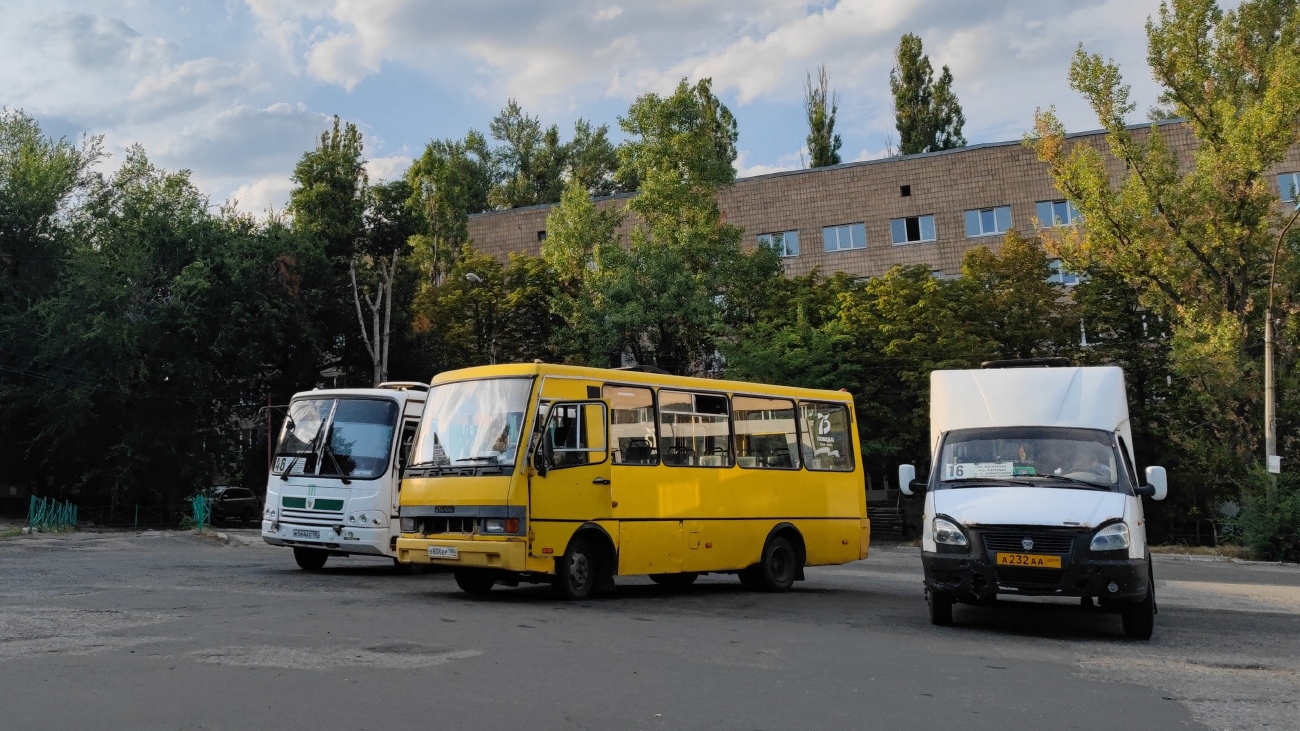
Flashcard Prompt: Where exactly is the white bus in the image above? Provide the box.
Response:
[262,383,427,570]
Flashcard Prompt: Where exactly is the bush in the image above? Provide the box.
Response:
[1236,468,1300,562]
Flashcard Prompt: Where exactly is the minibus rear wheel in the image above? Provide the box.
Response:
[743,536,797,591]
[454,570,495,595]
[293,547,328,571]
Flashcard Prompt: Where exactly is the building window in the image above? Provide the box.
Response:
[890,215,936,245]
[1048,259,1082,286]
[964,206,1012,237]
[900,185,911,197]
[758,230,800,257]
[1279,172,1300,204]
[1036,199,1082,227]
[536,230,547,241]
[823,223,866,252]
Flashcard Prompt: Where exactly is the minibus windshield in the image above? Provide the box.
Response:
[411,378,532,468]
[274,398,399,480]
[936,427,1130,491]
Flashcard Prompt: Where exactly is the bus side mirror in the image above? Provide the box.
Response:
[899,464,916,496]
[1142,466,1167,501]
[533,448,549,477]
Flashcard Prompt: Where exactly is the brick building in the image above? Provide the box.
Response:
[467,120,1300,279]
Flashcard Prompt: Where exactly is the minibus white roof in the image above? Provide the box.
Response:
[930,366,1129,452]
[293,387,424,403]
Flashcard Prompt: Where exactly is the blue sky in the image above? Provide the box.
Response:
[1,0,1174,214]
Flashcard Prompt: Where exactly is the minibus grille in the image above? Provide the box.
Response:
[280,508,344,527]
[416,517,475,535]
[981,532,1077,554]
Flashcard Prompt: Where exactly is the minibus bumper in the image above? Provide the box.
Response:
[921,550,1150,602]
[262,521,390,556]
[396,536,528,571]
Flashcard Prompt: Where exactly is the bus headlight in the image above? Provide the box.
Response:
[263,506,276,521]
[933,517,968,546]
[401,517,417,533]
[1090,522,1130,552]
[345,512,388,528]
[481,518,506,534]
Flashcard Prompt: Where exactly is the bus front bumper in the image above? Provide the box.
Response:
[396,536,528,571]
[922,550,1150,602]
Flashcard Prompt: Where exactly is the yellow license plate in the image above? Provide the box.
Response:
[996,552,1061,568]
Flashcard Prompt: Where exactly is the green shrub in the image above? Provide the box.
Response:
[1236,468,1300,562]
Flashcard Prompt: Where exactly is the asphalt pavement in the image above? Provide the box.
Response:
[0,528,1296,730]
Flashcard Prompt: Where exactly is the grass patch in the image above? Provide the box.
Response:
[0,527,24,540]
[1149,544,1252,559]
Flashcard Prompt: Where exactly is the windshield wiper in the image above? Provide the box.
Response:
[455,455,500,464]
[943,477,1040,488]
[320,441,352,484]
[1028,474,1110,489]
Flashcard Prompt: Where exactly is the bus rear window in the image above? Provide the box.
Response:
[798,402,854,472]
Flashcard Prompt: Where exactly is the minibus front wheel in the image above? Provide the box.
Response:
[454,570,495,595]
[293,547,328,571]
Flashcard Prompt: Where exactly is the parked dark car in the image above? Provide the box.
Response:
[207,486,262,525]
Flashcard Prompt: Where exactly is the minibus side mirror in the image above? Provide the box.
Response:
[1138,466,1168,501]
[532,447,549,477]
[899,464,926,496]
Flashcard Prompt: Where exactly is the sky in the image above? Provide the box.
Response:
[0,0,1178,216]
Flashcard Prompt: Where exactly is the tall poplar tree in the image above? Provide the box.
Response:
[804,64,843,167]
[890,33,967,155]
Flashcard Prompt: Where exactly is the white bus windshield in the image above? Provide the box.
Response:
[411,378,532,468]
[937,427,1128,491]
[274,398,399,480]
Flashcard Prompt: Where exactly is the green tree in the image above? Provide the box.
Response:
[488,100,627,208]
[288,116,366,263]
[27,148,331,508]
[597,78,782,373]
[959,231,1078,359]
[804,65,842,167]
[1026,0,1300,498]
[890,33,967,155]
[406,132,494,287]
[541,179,625,362]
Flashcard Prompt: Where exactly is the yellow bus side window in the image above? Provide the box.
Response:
[798,402,855,472]
[604,385,658,465]
[659,390,732,467]
[732,395,799,469]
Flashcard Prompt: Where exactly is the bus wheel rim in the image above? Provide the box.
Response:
[570,553,589,588]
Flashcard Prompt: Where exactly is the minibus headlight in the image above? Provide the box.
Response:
[345,512,388,528]
[401,517,417,533]
[263,506,276,520]
[933,517,968,546]
[481,518,506,534]
[1090,522,1130,552]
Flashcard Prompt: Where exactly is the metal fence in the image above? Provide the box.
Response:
[27,496,77,531]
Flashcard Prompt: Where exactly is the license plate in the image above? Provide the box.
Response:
[428,546,459,560]
[292,529,320,540]
[996,552,1061,568]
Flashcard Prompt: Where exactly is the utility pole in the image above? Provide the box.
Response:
[1265,205,1300,499]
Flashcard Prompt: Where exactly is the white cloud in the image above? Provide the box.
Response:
[734,148,804,178]
[595,6,623,22]
[365,154,411,182]
[228,174,295,216]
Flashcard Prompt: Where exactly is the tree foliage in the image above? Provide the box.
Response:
[1026,0,1300,500]
[890,33,967,155]
[804,65,843,167]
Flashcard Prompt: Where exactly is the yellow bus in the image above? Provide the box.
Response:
[395,363,869,599]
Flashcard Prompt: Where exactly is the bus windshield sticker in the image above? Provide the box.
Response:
[945,461,1020,479]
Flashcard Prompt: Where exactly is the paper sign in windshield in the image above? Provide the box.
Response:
[945,462,1035,479]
